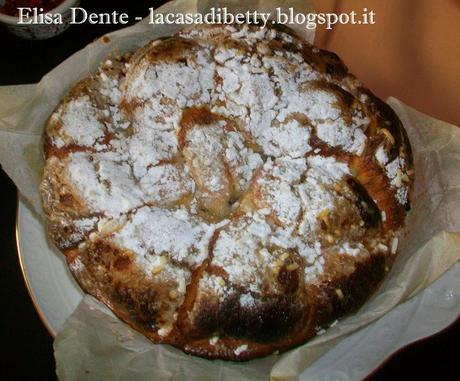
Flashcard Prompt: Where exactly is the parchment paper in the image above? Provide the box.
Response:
[0,1,459,380]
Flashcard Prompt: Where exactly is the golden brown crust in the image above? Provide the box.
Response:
[40,24,413,360]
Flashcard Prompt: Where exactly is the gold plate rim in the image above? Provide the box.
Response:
[15,196,57,338]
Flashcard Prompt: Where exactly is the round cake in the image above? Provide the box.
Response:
[40,24,413,360]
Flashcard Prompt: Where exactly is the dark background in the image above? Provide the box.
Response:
[0,1,458,380]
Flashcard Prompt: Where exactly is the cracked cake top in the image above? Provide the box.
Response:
[40,23,413,360]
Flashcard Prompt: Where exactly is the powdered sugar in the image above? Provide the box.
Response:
[113,206,225,269]
[184,124,228,192]
[339,242,364,257]
[375,145,388,165]
[63,217,99,247]
[140,163,194,205]
[316,118,367,155]
[52,96,106,149]
[386,157,404,182]
[396,186,409,205]
[65,152,143,217]
[212,213,274,293]
[385,157,409,204]
[308,155,350,181]
[239,293,256,308]
[298,180,335,233]
[68,256,84,273]
[199,273,234,300]
[297,156,350,233]
[270,157,307,183]
[256,174,302,227]
[228,145,263,189]
[128,127,178,178]
[99,71,122,105]
[268,120,312,158]
[124,49,214,110]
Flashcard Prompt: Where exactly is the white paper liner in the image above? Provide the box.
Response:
[0,1,459,380]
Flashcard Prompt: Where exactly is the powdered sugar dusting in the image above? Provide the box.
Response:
[297,156,349,233]
[239,293,256,308]
[128,128,178,178]
[256,173,301,227]
[184,124,229,193]
[212,213,274,293]
[140,163,194,205]
[112,206,224,269]
[42,24,411,342]
[339,242,364,257]
[385,157,409,205]
[65,152,143,217]
[69,256,84,273]
[51,96,106,149]
[375,145,388,165]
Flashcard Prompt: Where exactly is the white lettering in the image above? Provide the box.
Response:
[17,7,32,24]
[71,7,86,24]
[258,13,270,29]
[17,7,61,24]
[70,8,129,25]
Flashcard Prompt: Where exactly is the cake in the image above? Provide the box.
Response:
[40,24,413,360]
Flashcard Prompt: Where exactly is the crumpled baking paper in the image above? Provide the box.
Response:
[0,0,459,380]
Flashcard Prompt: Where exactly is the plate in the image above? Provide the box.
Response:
[17,198,460,380]
[17,198,84,336]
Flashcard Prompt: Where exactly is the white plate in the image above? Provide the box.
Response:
[17,199,460,380]
[17,198,84,336]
